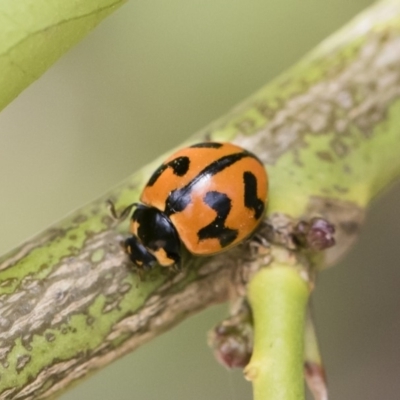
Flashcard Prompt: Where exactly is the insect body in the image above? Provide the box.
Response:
[120,142,268,270]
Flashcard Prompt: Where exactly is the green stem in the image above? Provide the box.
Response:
[245,264,310,400]
[304,309,328,400]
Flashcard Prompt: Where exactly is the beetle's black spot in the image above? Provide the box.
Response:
[147,156,190,187]
[165,151,253,216]
[147,165,167,187]
[170,156,190,176]
[243,171,265,219]
[204,152,248,176]
[190,142,223,148]
[197,191,238,247]
[165,188,192,215]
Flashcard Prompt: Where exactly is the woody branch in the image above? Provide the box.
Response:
[1,0,400,398]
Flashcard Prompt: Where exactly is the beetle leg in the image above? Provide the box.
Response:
[172,261,182,272]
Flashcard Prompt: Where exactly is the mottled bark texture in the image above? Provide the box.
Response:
[1,0,400,398]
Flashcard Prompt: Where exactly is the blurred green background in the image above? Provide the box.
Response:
[1,0,400,399]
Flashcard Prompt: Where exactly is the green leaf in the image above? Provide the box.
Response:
[0,0,126,111]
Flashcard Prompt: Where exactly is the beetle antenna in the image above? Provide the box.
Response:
[107,200,138,221]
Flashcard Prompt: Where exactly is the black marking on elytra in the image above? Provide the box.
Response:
[147,156,190,187]
[165,151,254,216]
[165,189,192,215]
[190,142,223,149]
[197,191,238,247]
[243,171,264,219]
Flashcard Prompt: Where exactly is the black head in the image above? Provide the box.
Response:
[125,204,181,270]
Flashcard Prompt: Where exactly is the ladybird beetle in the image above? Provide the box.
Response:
[111,142,268,270]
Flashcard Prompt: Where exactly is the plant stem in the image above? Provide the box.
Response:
[245,264,310,400]
[1,0,400,397]
[304,309,328,400]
